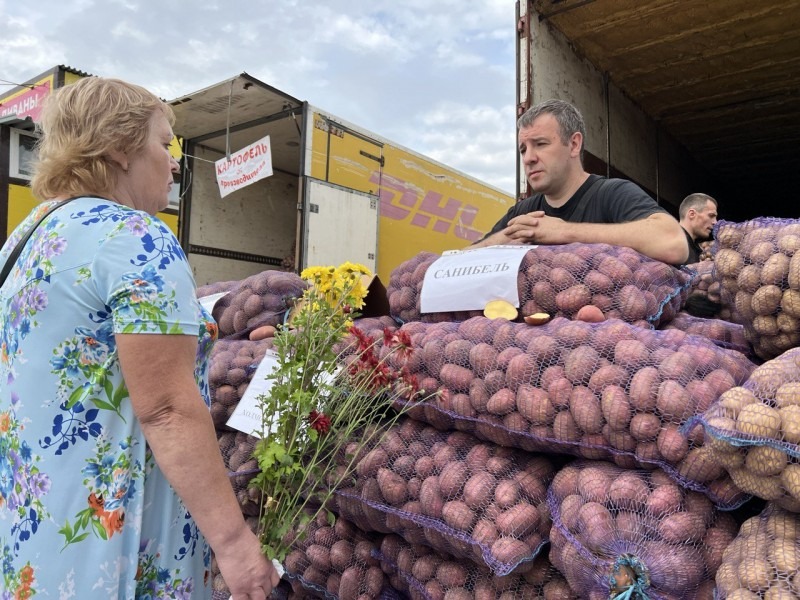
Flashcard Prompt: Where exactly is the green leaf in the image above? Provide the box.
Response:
[91,518,108,540]
[65,386,85,409]
[92,398,116,412]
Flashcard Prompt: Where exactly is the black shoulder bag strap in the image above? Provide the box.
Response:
[0,197,79,288]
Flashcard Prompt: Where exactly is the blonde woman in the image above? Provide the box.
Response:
[0,77,280,599]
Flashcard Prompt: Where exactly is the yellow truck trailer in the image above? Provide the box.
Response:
[169,73,515,284]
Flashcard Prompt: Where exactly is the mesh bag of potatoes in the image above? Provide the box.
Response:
[714,503,800,599]
[204,269,308,339]
[217,430,262,516]
[197,278,240,298]
[547,460,739,600]
[687,348,800,512]
[660,311,749,355]
[332,417,555,576]
[379,315,755,508]
[712,218,800,360]
[283,510,396,600]
[386,244,692,328]
[375,532,578,600]
[208,338,276,430]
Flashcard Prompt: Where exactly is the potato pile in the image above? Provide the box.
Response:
[713,218,800,360]
[283,511,389,600]
[217,430,261,515]
[333,417,555,575]
[209,338,275,429]
[376,533,577,600]
[380,315,754,508]
[699,240,714,262]
[693,348,800,511]
[661,311,748,354]
[386,244,692,328]
[684,260,730,319]
[715,504,800,599]
[211,269,308,339]
[547,460,738,600]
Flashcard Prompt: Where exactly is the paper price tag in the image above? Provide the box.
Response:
[226,351,280,438]
[419,245,531,313]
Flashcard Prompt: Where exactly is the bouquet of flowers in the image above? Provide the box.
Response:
[250,262,426,561]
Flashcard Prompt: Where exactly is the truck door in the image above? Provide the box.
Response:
[303,179,379,272]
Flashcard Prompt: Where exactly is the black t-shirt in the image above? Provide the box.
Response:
[682,227,703,265]
[482,175,668,240]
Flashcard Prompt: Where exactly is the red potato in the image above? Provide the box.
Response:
[569,386,603,435]
[438,461,469,498]
[576,465,614,503]
[564,345,601,383]
[576,501,615,551]
[575,304,606,322]
[496,502,540,537]
[629,413,661,442]
[556,284,592,313]
[600,386,632,431]
[442,500,477,530]
[653,373,697,418]
[463,472,497,509]
[469,343,499,376]
[516,384,555,425]
[487,389,516,416]
[505,354,537,388]
[439,363,474,392]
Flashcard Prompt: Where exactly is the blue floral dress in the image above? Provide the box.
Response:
[0,197,217,599]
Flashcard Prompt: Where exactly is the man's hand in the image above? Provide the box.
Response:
[505,211,570,245]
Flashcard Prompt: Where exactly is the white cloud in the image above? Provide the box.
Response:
[0,0,518,194]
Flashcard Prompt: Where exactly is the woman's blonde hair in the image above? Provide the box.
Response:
[31,76,175,201]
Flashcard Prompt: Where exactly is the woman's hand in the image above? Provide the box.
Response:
[215,528,282,599]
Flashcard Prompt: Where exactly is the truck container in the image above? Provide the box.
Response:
[516,0,799,220]
[0,65,181,244]
[169,73,515,285]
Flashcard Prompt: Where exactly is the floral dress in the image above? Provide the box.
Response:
[0,197,217,599]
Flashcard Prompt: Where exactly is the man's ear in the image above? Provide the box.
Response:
[569,132,583,158]
[107,150,129,172]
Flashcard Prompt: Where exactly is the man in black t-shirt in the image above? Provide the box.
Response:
[473,100,689,265]
[678,193,718,265]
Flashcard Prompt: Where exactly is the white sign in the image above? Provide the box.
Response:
[215,135,273,198]
[225,351,339,438]
[420,245,531,313]
[197,291,229,315]
[226,351,280,438]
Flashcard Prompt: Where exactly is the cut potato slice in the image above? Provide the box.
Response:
[523,312,551,325]
[483,299,518,320]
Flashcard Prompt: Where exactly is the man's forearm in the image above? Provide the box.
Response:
[558,216,689,264]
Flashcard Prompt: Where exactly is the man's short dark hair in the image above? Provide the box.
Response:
[517,99,586,150]
[679,193,717,220]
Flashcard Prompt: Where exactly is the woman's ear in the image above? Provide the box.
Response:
[108,149,129,173]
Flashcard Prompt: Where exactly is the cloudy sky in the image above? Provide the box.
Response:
[0,0,518,194]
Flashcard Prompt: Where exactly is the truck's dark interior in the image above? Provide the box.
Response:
[530,0,800,221]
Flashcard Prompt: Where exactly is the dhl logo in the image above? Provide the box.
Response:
[369,172,483,242]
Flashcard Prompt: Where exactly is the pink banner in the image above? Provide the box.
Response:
[0,80,52,122]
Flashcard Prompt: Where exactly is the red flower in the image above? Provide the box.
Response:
[308,410,331,435]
